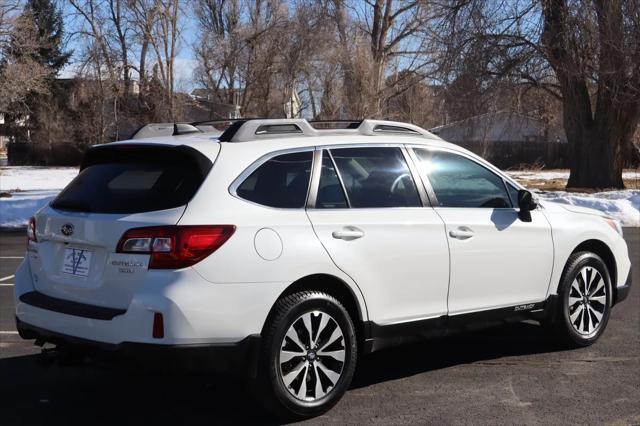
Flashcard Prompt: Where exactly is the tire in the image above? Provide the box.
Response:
[549,251,612,347]
[251,291,358,420]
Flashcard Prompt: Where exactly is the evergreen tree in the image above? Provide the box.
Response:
[0,0,72,163]
[19,0,71,74]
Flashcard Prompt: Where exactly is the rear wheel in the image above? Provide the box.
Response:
[252,291,357,420]
[549,251,612,347]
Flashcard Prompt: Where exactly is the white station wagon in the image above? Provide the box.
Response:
[14,119,632,419]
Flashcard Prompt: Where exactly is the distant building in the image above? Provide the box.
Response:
[0,113,29,150]
[430,111,566,144]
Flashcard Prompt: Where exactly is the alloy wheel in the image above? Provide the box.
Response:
[278,311,346,401]
[568,266,607,337]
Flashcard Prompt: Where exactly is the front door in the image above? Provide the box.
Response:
[412,147,554,315]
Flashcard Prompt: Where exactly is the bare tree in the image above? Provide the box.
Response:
[148,0,181,119]
[128,0,156,99]
[194,0,300,118]
[193,0,242,109]
[0,9,51,113]
[107,0,131,95]
[328,0,437,117]
[0,0,20,44]
[68,0,120,87]
[542,0,639,188]
[436,0,640,189]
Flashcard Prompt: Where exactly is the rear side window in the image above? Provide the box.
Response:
[236,151,312,208]
[52,145,211,214]
[329,147,421,208]
[316,152,348,208]
[414,149,512,208]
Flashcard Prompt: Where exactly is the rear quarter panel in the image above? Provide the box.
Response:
[178,142,370,322]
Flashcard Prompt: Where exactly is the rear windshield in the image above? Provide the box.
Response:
[51,145,212,214]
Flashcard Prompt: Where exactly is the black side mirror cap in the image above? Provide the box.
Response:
[517,189,538,212]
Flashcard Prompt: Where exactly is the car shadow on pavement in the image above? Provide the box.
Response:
[0,321,563,426]
[352,321,564,389]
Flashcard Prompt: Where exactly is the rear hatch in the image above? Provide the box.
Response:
[27,143,216,309]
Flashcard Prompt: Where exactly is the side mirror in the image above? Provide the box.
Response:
[517,189,538,212]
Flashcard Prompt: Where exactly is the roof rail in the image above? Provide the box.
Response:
[218,118,440,142]
[130,120,242,139]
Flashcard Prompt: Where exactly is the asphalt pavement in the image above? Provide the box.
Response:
[0,229,638,425]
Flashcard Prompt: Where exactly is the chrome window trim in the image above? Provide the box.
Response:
[228,147,316,210]
[402,146,433,207]
[306,149,323,209]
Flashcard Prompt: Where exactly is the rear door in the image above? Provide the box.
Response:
[28,144,216,309]
[306,147,450,325]
[411,147,554,314]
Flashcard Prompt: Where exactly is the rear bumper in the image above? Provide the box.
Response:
[16,318,261,376]
[13,258,287,346]
[19,291,126,320]
[613,269,632,306]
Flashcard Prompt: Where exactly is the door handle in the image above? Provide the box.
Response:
[332,226,365,241]
[449,227,474,240]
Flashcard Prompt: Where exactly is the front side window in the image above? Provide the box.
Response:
[236,151,312,208]
[329,147,421,208]
[506,182,521,207]
[414,149,512,208]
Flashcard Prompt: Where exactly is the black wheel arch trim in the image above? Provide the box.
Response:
[270,273,368,325]
[613,268,632,306]
[568,240,618,292]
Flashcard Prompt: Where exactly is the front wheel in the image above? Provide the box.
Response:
[548,251,612,347]
[252,291,357,420]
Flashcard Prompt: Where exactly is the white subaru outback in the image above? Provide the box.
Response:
[14,119,632,419]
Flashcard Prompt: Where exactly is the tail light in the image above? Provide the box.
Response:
[117,225,235,269]
[26,217,37,247]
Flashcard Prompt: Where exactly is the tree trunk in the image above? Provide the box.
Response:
[564,97,639,189]
[542,0,639,189]
[565,124,624,189]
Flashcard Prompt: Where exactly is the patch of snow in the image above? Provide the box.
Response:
[0,167,78,191]
[539,190,640,227]
[507,170,640,181]
[0,190,59,228]
[0,167,78,228]
[508,171,570,180]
